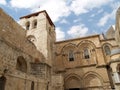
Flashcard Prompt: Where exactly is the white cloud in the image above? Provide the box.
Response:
[97,13,110,26]
[0,0,6,5]
[90,14,95,17]
[60,19,69,24]
[97,9,104,14]
[10,0,42,9]
[73,18,81,23]
[56,27,65,41]
[10,0,71,22]
[67,24,88,38]
[97,2,120,27]
[70,0,113,15]
[34,0,70,22]
[9,0,114,23]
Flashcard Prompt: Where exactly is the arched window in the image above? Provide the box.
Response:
[31,81,34,90]
[26,22,30,30]
[0,76,6,90]
[84,48,90,59]
[33,20,37,29]
[68,50,74,61]
[104,45,111,55]
[16,56,27,73]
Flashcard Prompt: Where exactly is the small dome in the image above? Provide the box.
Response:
[111,48,120,55]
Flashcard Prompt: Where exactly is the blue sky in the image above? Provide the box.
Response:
[0,0,120,41]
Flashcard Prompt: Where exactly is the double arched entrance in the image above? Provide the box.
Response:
[65,73,103,90]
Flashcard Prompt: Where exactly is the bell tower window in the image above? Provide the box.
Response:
[26,22,30,30]
[33,20,37,28]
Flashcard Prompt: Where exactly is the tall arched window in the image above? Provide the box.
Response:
[16,56,27,73]
[26,22,30,30]
[0,76,6,90]
[31,81,34,90]
[104,45,111,55]
[84,48,90,59]
[68,50,74,61]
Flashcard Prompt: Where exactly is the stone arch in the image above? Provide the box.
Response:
[61,43,78,63]
[77,40,96,55]
[77,40,97,63]
[65,73,82,89]
[77,40,96,49]
[0,76,6,90]
[83,71,103,89]
[61,43,77,54]
[16,56,27,73]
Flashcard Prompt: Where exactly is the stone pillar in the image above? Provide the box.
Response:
[110,63,120,89]
[52,74,64,90]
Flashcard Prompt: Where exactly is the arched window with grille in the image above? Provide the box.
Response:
[104,45,111,55]
[84,48,90,59]
[68,50,74,61]
[16,56,27,73]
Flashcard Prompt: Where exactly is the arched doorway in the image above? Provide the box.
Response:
[31,81,34,90]
[0,76,6,90]
[65,74,82,90]
[16,56,27,73]
[84,73,103,90]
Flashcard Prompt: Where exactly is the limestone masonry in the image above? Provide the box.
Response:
[0,7,120,90]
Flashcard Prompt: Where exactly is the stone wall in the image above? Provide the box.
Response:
[0,8,49,90]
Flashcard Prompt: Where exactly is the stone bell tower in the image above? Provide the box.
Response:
[115,7,120,46]
[19,10,56,66]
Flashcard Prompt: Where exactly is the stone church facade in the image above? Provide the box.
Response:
[0,6,120,90]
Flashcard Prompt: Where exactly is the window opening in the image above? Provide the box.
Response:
[84,48,90,59]
[104,45,111,55]
[26,22,30,30]
[68,50,74,61]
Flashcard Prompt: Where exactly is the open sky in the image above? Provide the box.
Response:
[0,0,120,41]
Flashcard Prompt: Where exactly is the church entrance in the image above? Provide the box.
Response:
[0,76,6,90]
[65,74,82,90]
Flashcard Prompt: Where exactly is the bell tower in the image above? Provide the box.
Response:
[19,10,56,66]
[115,7,120,46]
